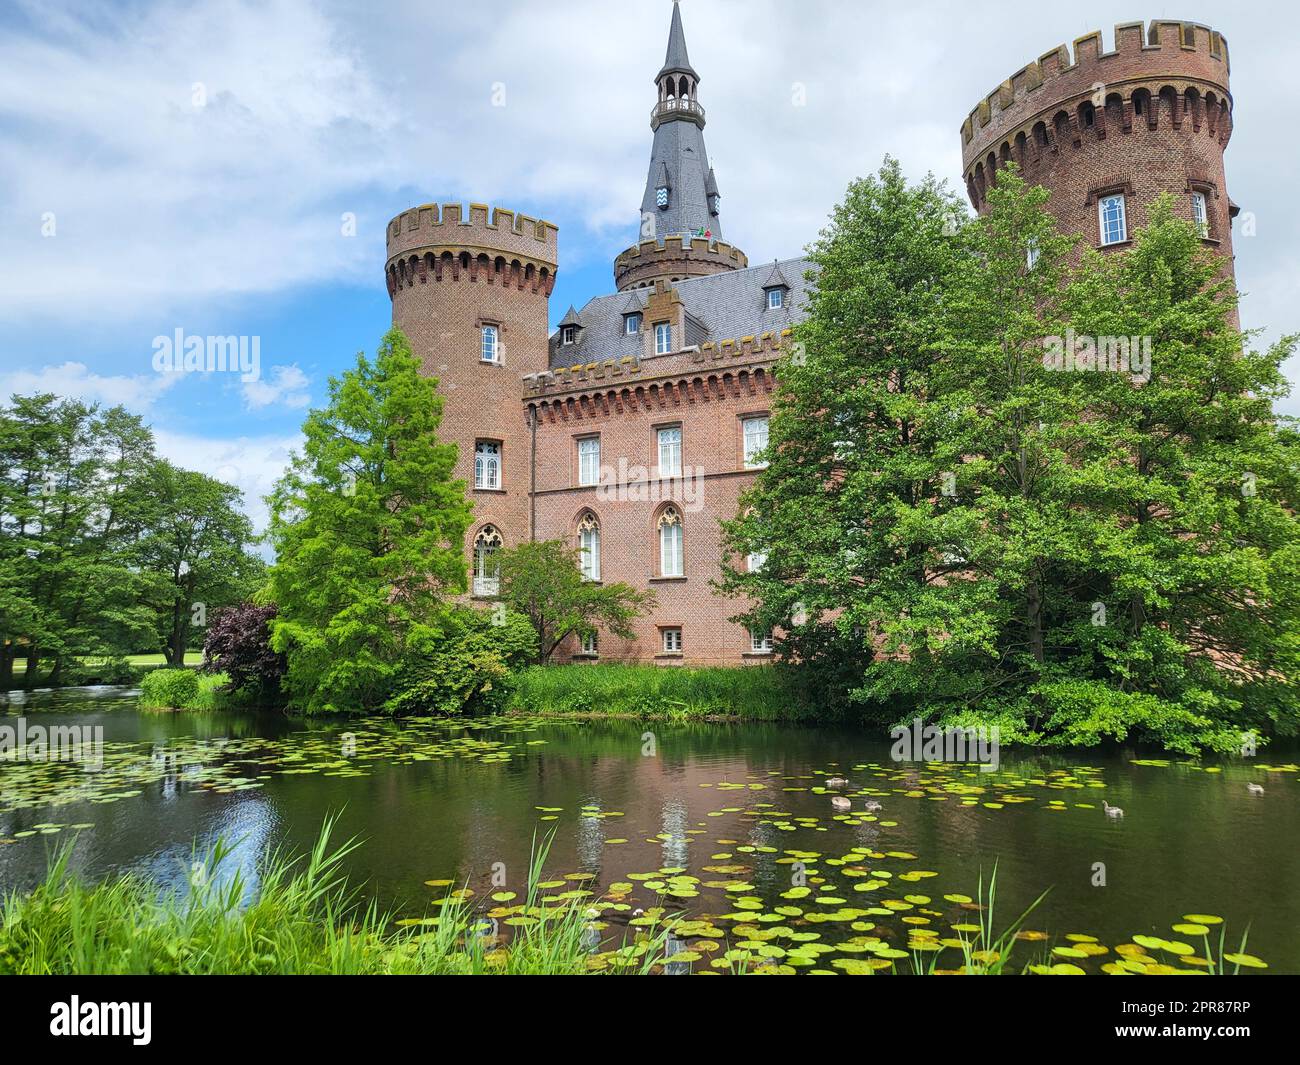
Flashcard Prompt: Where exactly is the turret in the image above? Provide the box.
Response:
[614,0,747,292]
[385,202,558,591]
[961,20,1236,275]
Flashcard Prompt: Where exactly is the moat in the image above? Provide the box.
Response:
[1,686,1295,974]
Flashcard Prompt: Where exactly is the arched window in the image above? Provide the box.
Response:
[474,441,501,489]
[657,505,683,577]
[577,512,600,581]
[472,525,503,596]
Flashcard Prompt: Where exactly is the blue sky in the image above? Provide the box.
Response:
[2,0,1297,532]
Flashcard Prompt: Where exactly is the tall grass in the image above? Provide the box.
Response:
[510,663,814,720]
[0,819,663,975]
[137,668,227,711]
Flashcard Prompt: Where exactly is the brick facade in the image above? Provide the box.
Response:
[384,16,1238,666]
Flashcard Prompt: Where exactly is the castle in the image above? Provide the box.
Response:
[384,5,1236,665]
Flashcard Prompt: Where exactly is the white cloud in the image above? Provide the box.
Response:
[153,428,300,537]
[242,364,311,410]
[1,0,1297,406]
[0,360,180,409]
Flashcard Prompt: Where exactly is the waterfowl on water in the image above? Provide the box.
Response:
[1247,783,1265,795]
[863,800,883,812]
[1102,801,1124,818]
[831,796,852,811]
[824,777,849,787]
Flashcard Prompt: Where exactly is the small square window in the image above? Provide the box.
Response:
[1098,194,1127,246]
[750,629,773,654]
[625,313,642,335]
[562,326,576,345]
[481,325,499,363]
[747,549,767,572]
[654,322,672,355]
[661,627,682,653]
[766,288,784,309]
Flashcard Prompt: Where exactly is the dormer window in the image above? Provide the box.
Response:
[562,325,576,345]
[709,193,721,215]
[656,186,669,209]
[624,312,642,335]
[766,288,784,310]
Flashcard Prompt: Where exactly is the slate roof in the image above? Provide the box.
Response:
[547,256,815,368]
[658,1,698,79]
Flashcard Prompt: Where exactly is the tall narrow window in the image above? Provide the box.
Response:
[655,186,669,209]
[474,441,501,489]
[472,526,502,597]
[1026,238,1040,269]
[481,324,499,363]
[577,512,600,581]
[577,436,600,486]
[1098,194,1127,246]
[657,426,682,476]
[580,631,599,655]
[658,505,684,577]
[1191,191,1209,237]
[742,416,769,469]
[654,322,672,355]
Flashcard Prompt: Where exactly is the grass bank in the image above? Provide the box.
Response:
[0,820,663,975]
[509,663,817,721]
[137,667,228,711]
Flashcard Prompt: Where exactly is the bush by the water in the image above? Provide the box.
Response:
[202,602,286,702]
[510,663,814,720]
[382,607,539,717]
[138,668,224,711]
[0,821,661,975]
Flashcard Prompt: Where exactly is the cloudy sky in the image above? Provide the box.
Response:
[2,0,1296,531]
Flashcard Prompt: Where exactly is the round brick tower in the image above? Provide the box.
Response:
[961,19,1235,276]
[385,202,558,592]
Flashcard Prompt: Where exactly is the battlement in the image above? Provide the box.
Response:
[613,236,748,291]
[522,328,789,401]
[615,236,746,267]
[386,202,558,266]
[962,20,1231,170]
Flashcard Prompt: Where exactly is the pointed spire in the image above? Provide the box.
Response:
[658,1,698,80]
[558,304,582,328]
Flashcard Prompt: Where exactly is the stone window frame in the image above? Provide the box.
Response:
[576,509,601,582]
[1086,180,1134,249]
[1185,178,1221,243]
[654,320,673,356]
[652,503,685,581]
[657,625,684,656]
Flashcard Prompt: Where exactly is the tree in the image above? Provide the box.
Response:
[266,328,472,712]
[494,540,655,664]
[137,460,261,665]
[725,159,1300,752]
[0,395,158,687]
[201,602,285,701]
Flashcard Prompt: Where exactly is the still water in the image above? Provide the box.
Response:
[2,686,1296,973]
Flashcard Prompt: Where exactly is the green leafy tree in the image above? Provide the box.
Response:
[136,460,262,665]
[266,328,472,712]
[0,395,158,687]
[494,540,655,664]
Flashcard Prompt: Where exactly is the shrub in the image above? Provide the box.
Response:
[382,607,539,717]
[138,668,200,710]
[202,603,285,701]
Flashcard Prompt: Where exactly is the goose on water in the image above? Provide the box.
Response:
[1247,782,1265,795]
[831,796,852,811]
[824,777,849,787]
[1102,801,1124,818]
